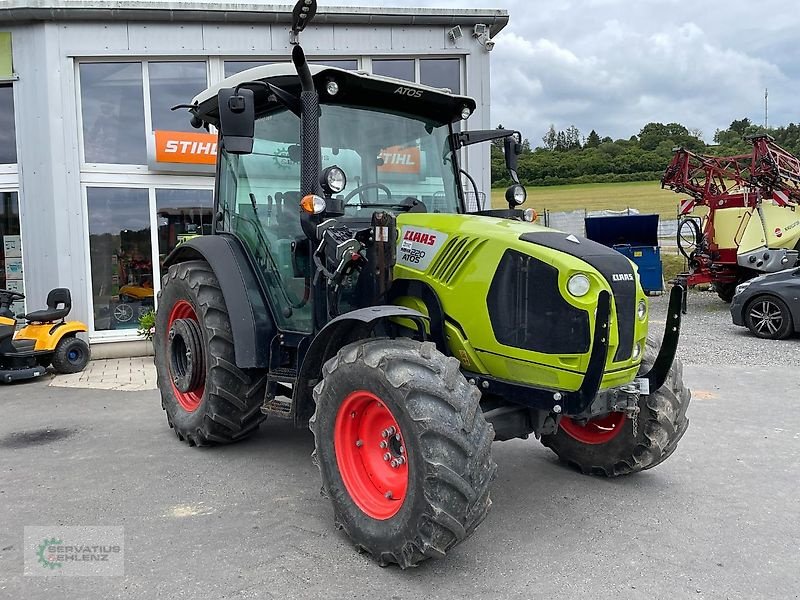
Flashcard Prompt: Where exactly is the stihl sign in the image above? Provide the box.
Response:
[154,130,217,165]
[379,146,421,175]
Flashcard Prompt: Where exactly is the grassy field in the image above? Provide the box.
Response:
[490,181,680,218]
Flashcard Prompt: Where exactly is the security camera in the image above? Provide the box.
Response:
[485,39,495,51]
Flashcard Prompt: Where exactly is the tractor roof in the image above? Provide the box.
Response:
[190,63,476,128]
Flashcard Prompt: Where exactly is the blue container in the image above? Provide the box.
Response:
[584,214,663,294]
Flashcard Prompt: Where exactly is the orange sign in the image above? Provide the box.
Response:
[154,130,218,165]
[379,146,421,174]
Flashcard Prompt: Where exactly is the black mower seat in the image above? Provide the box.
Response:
[25,288,71,323]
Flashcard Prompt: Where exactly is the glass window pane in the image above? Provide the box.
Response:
[0,191,24,314]
[87,187,152,332]
[371,59,414,82]
[80,63,147,165]
[224,61,284,78]
[420,58,461,93]
[311,59,358,70]
[0,85,17,164]
[156,188,213,266]
[149,62,208,133]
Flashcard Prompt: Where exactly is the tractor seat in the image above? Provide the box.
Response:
[24,288,72,323]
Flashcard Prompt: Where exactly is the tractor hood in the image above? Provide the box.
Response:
[392,213,648,392]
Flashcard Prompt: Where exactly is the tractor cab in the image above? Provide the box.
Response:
[186,62,527,333]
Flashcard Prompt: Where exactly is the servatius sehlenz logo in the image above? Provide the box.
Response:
[397,226,448,271]
[36,538,64,570]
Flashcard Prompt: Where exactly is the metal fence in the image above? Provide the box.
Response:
[542,209,678,246]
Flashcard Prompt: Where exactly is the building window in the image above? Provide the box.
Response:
[156,188,213,266]
[80,63,147,165]
[371,59,414,82]
[224,61,283,78]
[420,58,461,93]
[149,62,208,133]
[310,59,358,70]
[87,187,153,332]
[1,191,23,313]
[0,85,16,164]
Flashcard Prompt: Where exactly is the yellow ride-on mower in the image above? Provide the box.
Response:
[0,288,90,383]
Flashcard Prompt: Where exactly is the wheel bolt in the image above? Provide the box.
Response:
[399,445,405,454]
[397,456,405,465]
[381,429,389,438]
[379,440,388,449]
[390,459,399,468]
[383,453,391,461]
[355,440,363,447]
[395,434,401,441]
[385,491,393,499]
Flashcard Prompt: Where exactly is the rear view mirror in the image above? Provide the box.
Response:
[503,134,522,184]
[217,88,255,154]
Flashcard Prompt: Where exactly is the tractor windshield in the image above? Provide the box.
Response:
[217,104,461,332]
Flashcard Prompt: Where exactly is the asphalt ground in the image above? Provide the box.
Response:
[1,300,799,599]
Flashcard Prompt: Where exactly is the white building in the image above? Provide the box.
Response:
[0,1,507,353]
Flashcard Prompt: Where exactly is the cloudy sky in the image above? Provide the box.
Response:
[328,0,797,145]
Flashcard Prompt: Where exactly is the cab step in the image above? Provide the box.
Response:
[261,368,297,419]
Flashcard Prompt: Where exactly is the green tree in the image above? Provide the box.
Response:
[585,129,601,148]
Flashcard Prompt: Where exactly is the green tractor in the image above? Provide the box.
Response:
[156,0,691,568]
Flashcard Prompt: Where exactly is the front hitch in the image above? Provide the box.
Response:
[640,284,686,392]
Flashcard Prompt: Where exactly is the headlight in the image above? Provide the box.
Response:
[567,273,591,297]
[461,105,472,120]
[321,166,347,195]
[637,299,647,321]
[735,281,752,296]
[505,184,527,206]
[325,80,340,96]
[632,341,642,360]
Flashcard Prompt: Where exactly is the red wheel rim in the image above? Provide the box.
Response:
[560,412,627,445]
[334,391,408,520]
[167,300,204,412]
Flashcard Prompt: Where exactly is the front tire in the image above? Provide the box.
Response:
[310,338,495,568]
[541,335,690,476]
[155,260,267,446]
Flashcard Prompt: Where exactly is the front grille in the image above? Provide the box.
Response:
[518,231,638,362]
[487,250,590,355]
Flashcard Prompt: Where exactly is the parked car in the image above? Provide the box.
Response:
[731,267,800,339]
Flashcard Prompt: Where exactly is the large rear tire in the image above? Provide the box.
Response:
[310,338,495,568]
[155,260,267,446]
[540,335,690,476]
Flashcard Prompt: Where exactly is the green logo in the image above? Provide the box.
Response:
[36,538,63,570]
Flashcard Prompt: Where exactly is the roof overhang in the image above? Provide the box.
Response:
[0,2,509,37]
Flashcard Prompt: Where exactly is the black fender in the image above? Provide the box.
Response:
[163,234,275,369]
[293,305,428,425]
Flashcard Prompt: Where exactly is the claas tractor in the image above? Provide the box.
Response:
[155,0,691,568]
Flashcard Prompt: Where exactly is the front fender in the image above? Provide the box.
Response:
[293,306,428,426]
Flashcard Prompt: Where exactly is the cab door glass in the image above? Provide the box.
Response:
[218,110,312,333]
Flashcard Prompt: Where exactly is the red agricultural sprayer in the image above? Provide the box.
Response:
[661,135,800,301]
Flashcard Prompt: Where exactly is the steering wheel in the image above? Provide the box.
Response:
[0,289,25,310]
[0,289,25,301]
[344,183,393,206]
